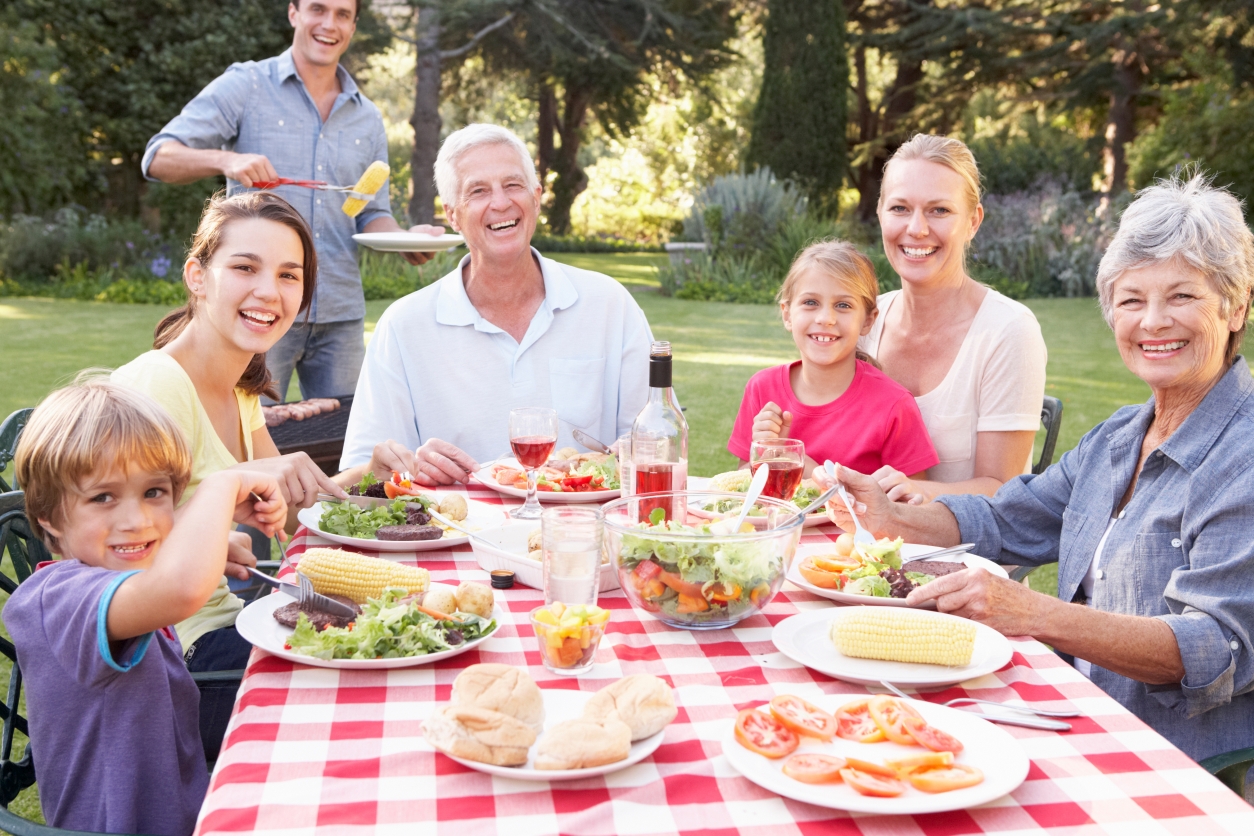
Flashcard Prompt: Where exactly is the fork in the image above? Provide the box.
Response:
[825,460,874,547]
[880,680,1079,720]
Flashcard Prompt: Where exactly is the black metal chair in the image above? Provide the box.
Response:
[0,409,34,493]
[1033,396,1064,474]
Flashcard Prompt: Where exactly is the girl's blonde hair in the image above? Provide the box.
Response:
[154,191,317,401]
[15,374,192,553]
[776,240,881,367]
[879,134,983,214]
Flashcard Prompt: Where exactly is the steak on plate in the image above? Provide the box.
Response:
[376,524,442,541]
[273,595,361,630]
[901,558,968,578]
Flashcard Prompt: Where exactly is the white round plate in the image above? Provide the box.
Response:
[435,689,666,781]
[772,607,1014,688]
[786,543,1009,608]
[351,232,464,252]
[235,585,502,670]
[468,521,620,592]
[297,496,507,554]
[471,458,621,503]
[722,694,1028,814]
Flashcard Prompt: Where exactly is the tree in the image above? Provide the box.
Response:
[745,0,847,211]
[13,0,391,217]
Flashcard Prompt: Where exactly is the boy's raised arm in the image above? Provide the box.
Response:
[106,471,286,641]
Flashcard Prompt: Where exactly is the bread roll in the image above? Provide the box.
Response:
[583,675,677,741]
[533,717,631,770]
[423,705,536,766]
[451,664,545,733]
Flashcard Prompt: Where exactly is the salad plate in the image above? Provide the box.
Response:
[771,607,1014,688]
[723,693,1029,814]
[435,689,666,781]
[686,476,830,528]
[471,456,621,503]
[235,584,503,670]
[351,232,464,252]
[786,542,1009,608]
[297,497,507,554]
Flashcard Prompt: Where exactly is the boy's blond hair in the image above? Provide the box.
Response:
[15,374,192,553]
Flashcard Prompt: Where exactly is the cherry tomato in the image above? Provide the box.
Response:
[907,764,985,793]
[885,751,954,775]
[840,767,906,797]
[867,696,924,746]
[834,698,887,743]
[903,717,965,755]
[563,474,594,490]
[782,753,846,784]
[734,709,799,759]
[769,695,838,740]
[842,757,900,779]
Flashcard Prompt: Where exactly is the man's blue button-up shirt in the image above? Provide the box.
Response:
[142,49,392,323]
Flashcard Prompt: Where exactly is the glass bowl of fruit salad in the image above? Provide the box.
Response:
[530,602,611,675]
[602,491,805,630]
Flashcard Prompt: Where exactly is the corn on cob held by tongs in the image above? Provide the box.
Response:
[252,161,389,217]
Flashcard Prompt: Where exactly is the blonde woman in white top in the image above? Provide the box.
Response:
[856,135,1047,502]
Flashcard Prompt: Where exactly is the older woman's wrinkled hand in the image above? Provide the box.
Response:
[812,463,900,537]
[905,567,1055,637]
[870,465,927,505]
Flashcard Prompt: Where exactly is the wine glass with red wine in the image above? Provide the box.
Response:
[749,439,805,501]
[509,407,559,519]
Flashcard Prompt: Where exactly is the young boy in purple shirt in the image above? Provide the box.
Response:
[2,377,286,835]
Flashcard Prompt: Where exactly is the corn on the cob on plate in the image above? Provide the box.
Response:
[341,161,390,217]
[297,547,429,604]
[830,608,976,667]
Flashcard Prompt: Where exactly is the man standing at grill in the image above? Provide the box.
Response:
[144,0,442,403]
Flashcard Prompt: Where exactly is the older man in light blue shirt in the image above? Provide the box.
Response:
[143,0,440,402]
[340,124,653,484]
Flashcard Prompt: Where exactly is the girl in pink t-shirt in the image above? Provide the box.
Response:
[728,241,938,479]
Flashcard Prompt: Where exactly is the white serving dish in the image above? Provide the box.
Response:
[468,521,620,592]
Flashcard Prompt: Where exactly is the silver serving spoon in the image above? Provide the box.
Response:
[712,463,770,534]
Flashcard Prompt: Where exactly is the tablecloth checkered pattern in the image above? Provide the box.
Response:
[195,485,1254,835]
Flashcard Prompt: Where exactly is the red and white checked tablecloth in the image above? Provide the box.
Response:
[195,485,1254,835]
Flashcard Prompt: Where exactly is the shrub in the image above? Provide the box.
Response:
[359,247,462,300]
[0,208,179,282]
[530,234,662,253]
[679,168,806,250]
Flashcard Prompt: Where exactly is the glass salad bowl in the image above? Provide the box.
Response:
[602,491,805,630]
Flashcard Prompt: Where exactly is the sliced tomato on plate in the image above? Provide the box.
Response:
[769,695,837,740]
[867,695,924,746]
[562,474,595,490]
[907,764,984,793]
[781,753,846,784]
[840,767,906,797]
[384,470,425,498]
[884,751,954,775]
[734,709,799,759]
[834,698,887,743]
[903,716,965,755]
[842,757,900,779]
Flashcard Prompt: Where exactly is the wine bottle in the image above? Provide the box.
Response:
[630,340,689,522]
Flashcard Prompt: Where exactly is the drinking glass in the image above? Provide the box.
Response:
[509,407,559,519]
[541,506,603,607]
[615,433,633,497]
[749,438,806,500]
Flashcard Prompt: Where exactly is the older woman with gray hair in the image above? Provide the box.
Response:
[339,123,654,483]
[817,171,1254,762]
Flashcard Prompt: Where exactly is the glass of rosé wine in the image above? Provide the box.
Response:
[749,439,805,500]
[509,407,559,519]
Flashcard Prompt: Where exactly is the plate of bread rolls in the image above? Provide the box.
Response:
[424,664,678,780]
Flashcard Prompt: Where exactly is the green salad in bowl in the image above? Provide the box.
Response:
[603,492,804,630]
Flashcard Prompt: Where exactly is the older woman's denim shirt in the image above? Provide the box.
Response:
[938,357,1254,763]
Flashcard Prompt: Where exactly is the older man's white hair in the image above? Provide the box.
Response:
[1096,171,1254,328]
[434,124,540,210]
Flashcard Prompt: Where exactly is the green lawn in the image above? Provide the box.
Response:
[0,255,1151,826]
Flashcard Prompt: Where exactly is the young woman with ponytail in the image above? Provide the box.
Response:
[113,190,347,760]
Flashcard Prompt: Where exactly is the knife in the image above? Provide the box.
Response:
[572,429,613,454]
[245,566,358,619]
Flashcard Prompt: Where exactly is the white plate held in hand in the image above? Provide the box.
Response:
[772,607,1014,688]
[352,232,464,252]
